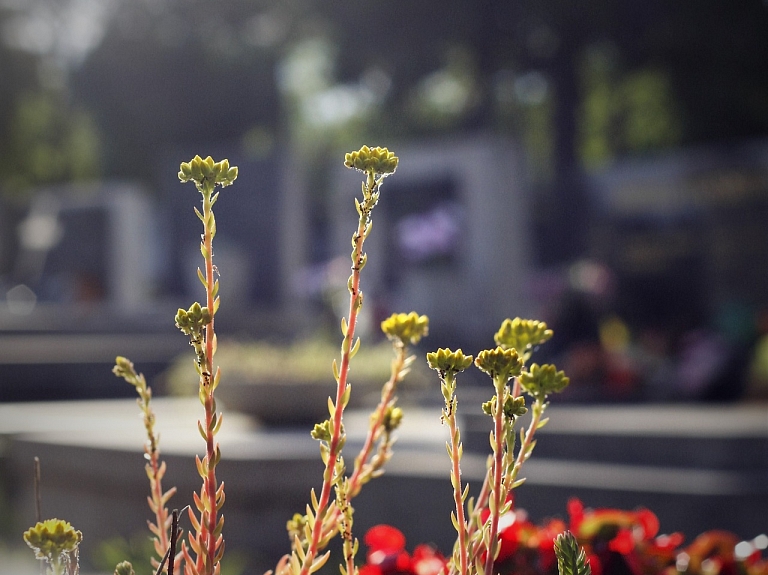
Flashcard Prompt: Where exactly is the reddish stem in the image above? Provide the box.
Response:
[483,380,506,575]
[298,210,369,575]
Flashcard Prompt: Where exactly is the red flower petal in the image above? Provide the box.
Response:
[568,498,584,532]
[360,565,383,575]
[411,545,447,575]
[609,529,636,555]
[365,525,407,553]
[635,509,660,539]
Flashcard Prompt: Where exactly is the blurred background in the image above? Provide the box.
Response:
[0,0,766,573]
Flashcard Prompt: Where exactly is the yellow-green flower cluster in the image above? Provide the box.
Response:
[178,155,238,189]
[114,561,136,575]
[481,394,528,418]
[174,302,211,336]
[344,145,398,176]
[474,346,522,381]
[381,312,429,345]
[426,348,474,377]
[494,318,553,353]
[382,405,404,432]
[23,519,82,562]
[519,363,570,399]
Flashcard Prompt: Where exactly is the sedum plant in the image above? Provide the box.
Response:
[24,145,590,575]
[23,518,82,575]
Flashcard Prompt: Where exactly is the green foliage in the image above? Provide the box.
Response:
[2,92,101,196]
[554,531,592,575]
[91,532,154,573]
[578,51,683,169]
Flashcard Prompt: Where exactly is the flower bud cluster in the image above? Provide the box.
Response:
[494,318,553,354]
[174,302,211,336]
[178,155,238,189]
[480,394,527,418]
[23,519,82,563]
[519,363,570,399]
[112,355,137,381]
[381,312,429,345]
[382,405,404,432]
[474,347,522,382]
[426,348,474,377]
[344,145,398,177]
[114,561,136,575]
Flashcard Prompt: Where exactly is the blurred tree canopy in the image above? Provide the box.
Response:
[1,0,767,209]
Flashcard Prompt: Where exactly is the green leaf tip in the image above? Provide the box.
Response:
[344,145,398,177]
[554,531,592,575]
[381,311,429,345]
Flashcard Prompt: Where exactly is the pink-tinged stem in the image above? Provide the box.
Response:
[505,401,543,492]
[446,386,468,575]
[483,380,506,575]
[298,207,370,575]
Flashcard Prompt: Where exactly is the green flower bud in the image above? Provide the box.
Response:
[504,395,528,419]
[383,405,404,432]
[115,561,136,575]
[494,318,553,353]
[23,519,82,562]
[474,346,522,381]
[179,155,239,189]
[381,312,429,345]
[112,355,134,379]
[344,145,398,177]
[426,348,474,376]
[519,363,570,399]
[311,419,332,442]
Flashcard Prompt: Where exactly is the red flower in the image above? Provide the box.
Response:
[366,525,407,553]
[609,529,636,554]
[411,545,448,575]
[364,525,410,574]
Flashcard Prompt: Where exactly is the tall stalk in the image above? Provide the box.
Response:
[177,155,238,575]
[113,357,176,572]
[473,347,523,575]
[427,348,475,575]
[282,146,398,575]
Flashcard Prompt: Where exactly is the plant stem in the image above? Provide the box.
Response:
[349,342,406,495]
[443,373,468,575]
[201,188,221,575]
[298,175,377,575]
[459,466,490,575]
[483,376,507,575]
[504,399,544,492]
[316,342,406,545]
